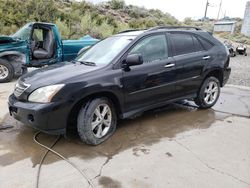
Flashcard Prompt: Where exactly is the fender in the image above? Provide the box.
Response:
[63,84,124,129]
[56,82,124,117]
[201,67,224,86]
[71,84,123,107]
[0,50,26,62]
[0,51,26,76]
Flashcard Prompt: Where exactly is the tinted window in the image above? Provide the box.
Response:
[171,33,195,56]
[198,37,213,50]
[129,35,168,63]
[193,36,204,52]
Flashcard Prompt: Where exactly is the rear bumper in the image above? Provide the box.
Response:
[8,94,70,135]
[222,67,231,86]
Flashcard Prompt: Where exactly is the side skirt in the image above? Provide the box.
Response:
[120,93,197,119]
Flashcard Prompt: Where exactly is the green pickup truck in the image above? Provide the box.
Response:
[0,22,99,83]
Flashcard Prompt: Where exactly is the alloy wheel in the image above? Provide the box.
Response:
[91,104,112,138]
[204,81,219,105]
[0,65,9,79]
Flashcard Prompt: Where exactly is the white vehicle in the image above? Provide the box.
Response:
[236,44,247,56]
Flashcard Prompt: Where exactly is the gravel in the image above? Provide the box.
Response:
[227,51,250,87]
[215,36,250,87]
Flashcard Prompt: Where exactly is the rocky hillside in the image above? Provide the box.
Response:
[0,0,179,39]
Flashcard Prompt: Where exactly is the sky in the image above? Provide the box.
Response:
[86,0,249,21]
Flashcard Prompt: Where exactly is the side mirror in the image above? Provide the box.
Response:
[125,54,143,67]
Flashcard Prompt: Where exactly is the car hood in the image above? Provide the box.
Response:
[20,62,100,88]
[0,35,20,44]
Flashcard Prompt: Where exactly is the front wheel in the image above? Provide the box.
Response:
[77,98,117,145]
[195,77,220,109]
[0,59,14,83]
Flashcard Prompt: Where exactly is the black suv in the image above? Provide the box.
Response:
[9,26,231,145]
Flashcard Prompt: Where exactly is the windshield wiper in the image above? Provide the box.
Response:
[71,60,96,66]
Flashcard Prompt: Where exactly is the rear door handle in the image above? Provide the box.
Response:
[203,55,211,60]
[164,63,175,68]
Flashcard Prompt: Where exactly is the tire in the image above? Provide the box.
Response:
[77,97,117,145]
[0,59,14,83]
[195,76,220,109]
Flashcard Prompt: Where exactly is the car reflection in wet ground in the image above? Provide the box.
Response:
[0,83,250,188]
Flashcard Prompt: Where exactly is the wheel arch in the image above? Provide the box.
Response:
[0,51,26,76]
[203,68,224,87]
[0,51,26,62]
[66,91,122,133]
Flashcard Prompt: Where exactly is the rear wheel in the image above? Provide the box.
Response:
[0,59,14,83]
[77,97,117,145]
[195,76,220,109]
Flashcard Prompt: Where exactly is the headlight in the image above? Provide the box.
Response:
[28,84,65,103]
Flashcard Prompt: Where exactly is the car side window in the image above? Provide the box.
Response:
[170,33,197,56]
[193,36,205,52]
[129,35,168,63]
[33,29,43,41]
[198,37,214,50]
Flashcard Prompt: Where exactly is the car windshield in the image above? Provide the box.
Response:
[76,35,136,65]
[12,24,32,40]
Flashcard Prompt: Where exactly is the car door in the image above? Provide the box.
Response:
[30,24,59,66]
[121,34,176,112]
[169,32,212,97]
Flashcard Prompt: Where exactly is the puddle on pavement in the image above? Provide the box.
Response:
[98,176,122,188]
[0,101,230,167]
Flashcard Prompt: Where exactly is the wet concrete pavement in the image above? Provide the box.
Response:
[0,81,250,188]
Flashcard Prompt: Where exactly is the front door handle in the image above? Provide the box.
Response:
[164,63,175,68]
[203,55,211,60]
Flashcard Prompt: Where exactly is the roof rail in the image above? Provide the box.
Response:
[147,26,202,32]
[118,29,142,34]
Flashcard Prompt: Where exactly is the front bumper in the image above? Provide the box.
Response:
[223,67,231,86]
[8,94,70,135]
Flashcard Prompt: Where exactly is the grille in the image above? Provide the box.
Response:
[14,80,30,97]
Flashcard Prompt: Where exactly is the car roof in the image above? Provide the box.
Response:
[115,30,146,37]
[115,26,206,38]
[30,22,56,27]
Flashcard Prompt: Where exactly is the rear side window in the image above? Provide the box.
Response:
[170,33,194,56]
[198,37,214,50]
[193,36,204,52]
[170,33,212,56]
